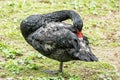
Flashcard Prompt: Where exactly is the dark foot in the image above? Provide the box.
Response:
[44,62,63,74]
[44,70,62,74]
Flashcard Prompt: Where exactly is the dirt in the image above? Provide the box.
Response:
[93,46,120,72]
[0,56,5,62]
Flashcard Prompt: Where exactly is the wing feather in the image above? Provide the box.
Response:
[26,22,80,53]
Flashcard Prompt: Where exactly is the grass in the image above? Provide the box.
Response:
[0,0,120,79]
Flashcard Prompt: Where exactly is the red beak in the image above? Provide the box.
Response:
[77,31,83,38]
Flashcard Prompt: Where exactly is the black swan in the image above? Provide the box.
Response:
[20,10,98,73]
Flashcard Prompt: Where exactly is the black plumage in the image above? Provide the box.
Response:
[20,10,98,73]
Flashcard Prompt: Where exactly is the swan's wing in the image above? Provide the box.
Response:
[26,22,80,52]
[26,22,98,61]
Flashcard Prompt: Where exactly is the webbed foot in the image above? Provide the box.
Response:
[44,70,62,74]
[44,62,63,74]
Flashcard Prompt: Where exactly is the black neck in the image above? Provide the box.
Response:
[45,10,83,26]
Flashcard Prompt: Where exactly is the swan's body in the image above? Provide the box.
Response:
[20,10,98,73]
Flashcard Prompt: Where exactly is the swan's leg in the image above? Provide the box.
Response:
[44,62,63,74]
[58,62,63,72]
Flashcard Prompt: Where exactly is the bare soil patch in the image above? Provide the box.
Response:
[93,46,120,72]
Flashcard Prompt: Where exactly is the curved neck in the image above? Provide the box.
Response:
[45,10,83,31]
[47,10,82,23]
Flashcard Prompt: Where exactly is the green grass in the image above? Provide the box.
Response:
[0,0,120,79]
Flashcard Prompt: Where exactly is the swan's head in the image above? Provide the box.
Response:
[75,32,98,61]
[73,19,83,32]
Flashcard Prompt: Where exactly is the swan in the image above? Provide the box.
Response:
[20,10,98,73]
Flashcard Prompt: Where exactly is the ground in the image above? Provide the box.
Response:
[94,46,120,71]
[0,0,120,80]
